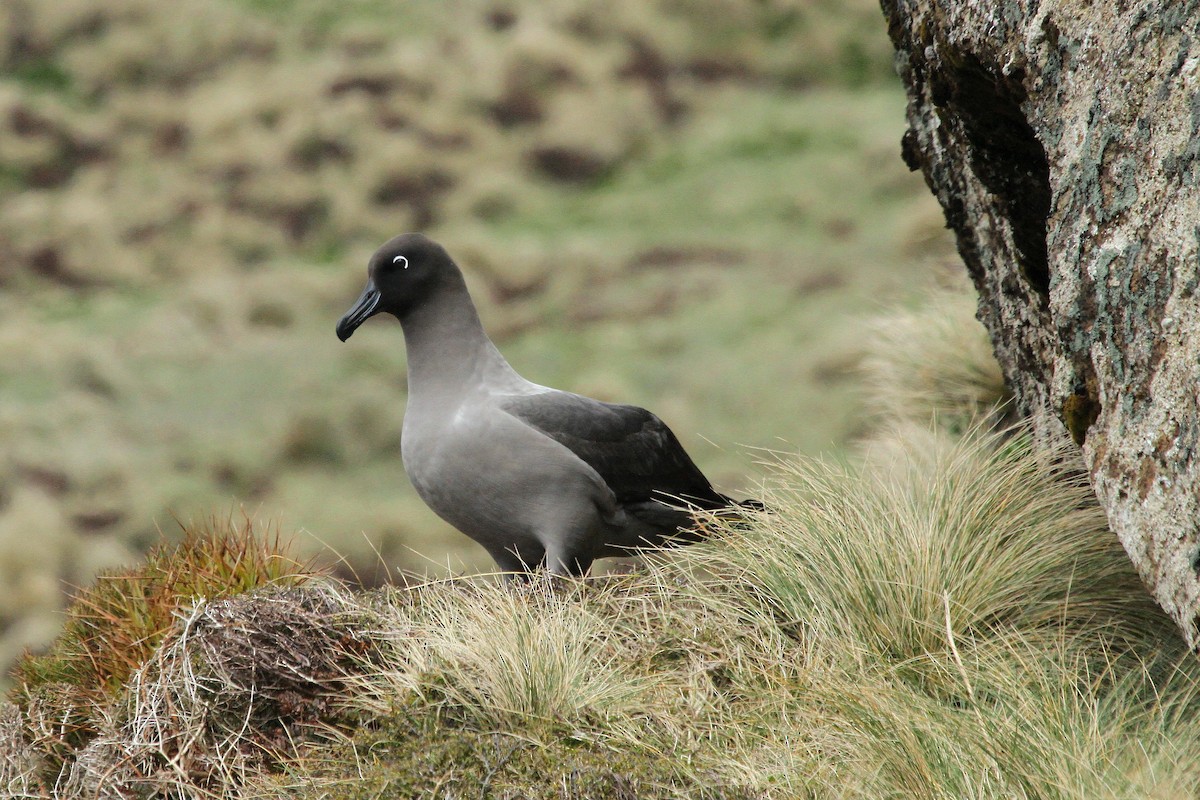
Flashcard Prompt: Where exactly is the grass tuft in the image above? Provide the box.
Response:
[861,282,1014,433]
[4,429,1199,797]
[380,579,652,725]
[688,426,1173,688]
[9,511,314,783]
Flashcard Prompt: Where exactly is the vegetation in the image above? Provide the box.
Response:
[0,0,953,674]
[7,2,1191,798]
[9,514,313,784]
[860,279,1014,433]
[3,280,1196,797]
[5,424,1197,797]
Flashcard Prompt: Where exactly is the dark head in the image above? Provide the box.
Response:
[336,233,459,341]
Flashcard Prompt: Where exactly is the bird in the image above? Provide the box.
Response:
[336,233,760,577]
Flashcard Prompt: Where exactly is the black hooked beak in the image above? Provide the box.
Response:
[336,280,381,341]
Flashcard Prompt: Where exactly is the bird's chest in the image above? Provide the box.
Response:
[401,404,553,534]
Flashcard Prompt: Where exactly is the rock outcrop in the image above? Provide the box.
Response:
[881,0,1200,645]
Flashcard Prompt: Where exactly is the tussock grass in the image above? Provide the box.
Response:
[289,426,1196,797]
[700,428,1165,669]
[369,580,653,726]
[813,634,1200,799]
[663,425,1199,798]
[9,513,316,789]
[6,425,1198,797]
[862,283,1013,432]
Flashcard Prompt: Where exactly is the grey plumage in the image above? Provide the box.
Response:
[336,233,757,576]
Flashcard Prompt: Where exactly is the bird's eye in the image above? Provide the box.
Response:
[393,255,409,269]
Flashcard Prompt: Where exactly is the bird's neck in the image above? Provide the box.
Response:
[398,282,523,403]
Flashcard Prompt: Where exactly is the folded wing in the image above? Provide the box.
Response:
[499,390,732,511]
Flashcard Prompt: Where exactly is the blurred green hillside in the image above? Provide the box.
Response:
[0,0,955,664]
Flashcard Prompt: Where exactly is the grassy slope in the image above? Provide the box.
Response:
[7,4,1198,797]
[8,418,1199,798]
[0,0,954,668]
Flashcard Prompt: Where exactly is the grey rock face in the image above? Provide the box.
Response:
[882,0,1200,645]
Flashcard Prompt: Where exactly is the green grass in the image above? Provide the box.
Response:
[8,5,1186,798]
[0,0,952,676]
[492,88,915,244]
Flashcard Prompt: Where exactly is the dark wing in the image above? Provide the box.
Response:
[499,390,730,509]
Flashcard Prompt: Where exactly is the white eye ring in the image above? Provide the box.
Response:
[393,255,408,268]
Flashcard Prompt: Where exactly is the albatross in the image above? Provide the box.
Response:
[336,233,759,577]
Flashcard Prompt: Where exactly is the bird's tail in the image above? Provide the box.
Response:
[667,494,768,539]
[708,495,768,527]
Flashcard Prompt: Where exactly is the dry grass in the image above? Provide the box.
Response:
[4,580,379,799]
[8,513,316,790]
[726,428,1160,665]
[5,422,1197,797]
[56,584,376,799]
[368,579,654,725]
[861,279,1013,433]
[0,0,946,676]
[9,2,1186,796]
[675,428,1200,796]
